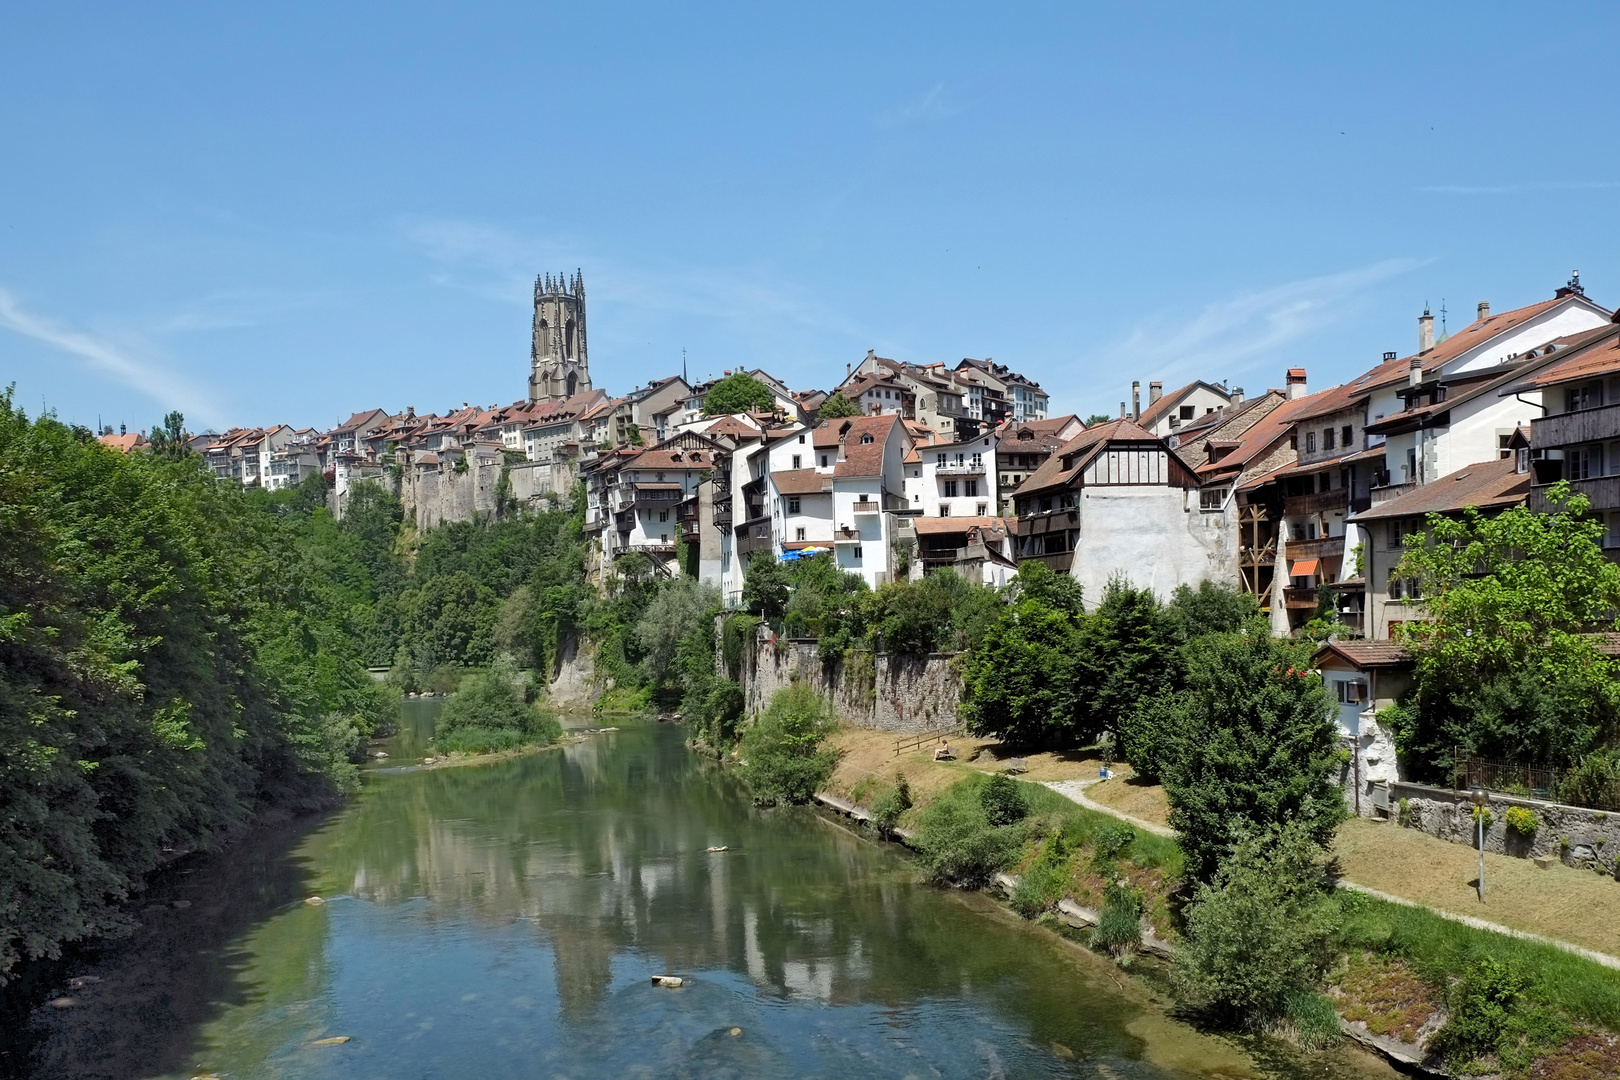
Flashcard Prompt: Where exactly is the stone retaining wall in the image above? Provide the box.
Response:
[1392,780,1620,877]
[739,630,961,734]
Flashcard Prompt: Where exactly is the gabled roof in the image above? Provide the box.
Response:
[1500,323,1620,394]
[1313,640,1413,669]
[98,432,147,452]
[1348,292,1612,395]
[772,469,833,495]
[913,515,1006,535]
[1015,418,1158,495]
[1135,381,1230,430]
[1365,361,1540,436]
[1194,391,1326,479]
[331,408,389,434]
[1350,456,1528,523]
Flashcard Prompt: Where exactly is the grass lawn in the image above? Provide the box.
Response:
[823,728,1104,808]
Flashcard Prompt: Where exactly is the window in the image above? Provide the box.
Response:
[791,454,801,469]
[1517,446,1531,474]
[943,480,958,497]
[955,453,965,466]
[798,434,805,443]
[1497,433,1512,460]
[1570,445,1601,480]
[970,452,982,468]
[1290,434,1298,450]
[976,503,987,515]
[860,433,873,444]
[851,545,862,562]
[820,455,828,467]
[1200,487,1223,509]
[788,497,800,513]
[1405,448,1417,482]
[965,480,978,497]
[940,505,951,517]
[1305,431,1317,453]
[658,510,669,522]
[796,526,806,542]
[1179,405,1195,420]
[1342,425,1353,447]
[1324,427,1336,450]
[1336,681,1364,705]
[1567,381,1604,412]
[936,453,946,466]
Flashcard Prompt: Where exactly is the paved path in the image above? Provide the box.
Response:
[1041,778,1620,971]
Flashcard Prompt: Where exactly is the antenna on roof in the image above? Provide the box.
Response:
[1438,299,1448,342]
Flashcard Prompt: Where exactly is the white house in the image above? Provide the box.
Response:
[910,432,999,519]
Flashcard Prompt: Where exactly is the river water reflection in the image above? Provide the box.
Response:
[25,704,1392,1079]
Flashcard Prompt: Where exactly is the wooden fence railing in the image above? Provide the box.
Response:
[894,726,962,757]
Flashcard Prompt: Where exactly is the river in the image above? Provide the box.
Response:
[18,702,1395,1079]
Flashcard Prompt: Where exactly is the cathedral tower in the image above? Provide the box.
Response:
[529,270,592,403]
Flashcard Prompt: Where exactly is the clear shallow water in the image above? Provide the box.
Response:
[22,705,1390,1080]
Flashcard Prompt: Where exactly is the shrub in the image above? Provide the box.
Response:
[1094,823,1137,860]
[738,683,839,805]
[1504,806,1539,836]
[1091,883,1142,956]
[1174,823,1339,1024]
[869,775,913,836]
[1428,957,1568,1073]
[1558,748,1620,810]
[980,774,1029,826]
[912,798,1020,887]
[435,661,562,753]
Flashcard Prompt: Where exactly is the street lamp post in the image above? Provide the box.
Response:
[1470,787,1488,902]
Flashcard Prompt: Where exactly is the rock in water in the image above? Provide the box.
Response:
[651,975,684,988]
[304,896,325,906]
[705,846,729,853]
[47,997,77,1009]
[310,1036,351,1046]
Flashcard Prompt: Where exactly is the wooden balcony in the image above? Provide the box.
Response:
[735,517,772,554]
[1533,403,1620,449]
[1284,536,1344,562]
[1283,587,1319,611]
[1530,473,1620,515]
[1015,550,1074,572]
[852,499,880,514]
[1283,489,1348,517]
[1370,481,1416,505]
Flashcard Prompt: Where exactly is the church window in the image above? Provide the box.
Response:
[565,319,576,359]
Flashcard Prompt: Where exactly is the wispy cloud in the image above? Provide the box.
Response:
[1420,181,1619,195]
[397,217,869,365]
[0,289,225,426]
[1074,259,1423,397]
[875,82,956,128]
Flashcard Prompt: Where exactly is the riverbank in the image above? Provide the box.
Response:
[828,736,1620,1078]
[390,727,619,772]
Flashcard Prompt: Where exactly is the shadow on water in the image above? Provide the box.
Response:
[2,812,330,1080]
[8,702,1396,1080]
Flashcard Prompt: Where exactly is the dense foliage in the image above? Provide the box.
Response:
[1390,484,1620,777]
[1175,823,1340,1023]
[964,568,1262,748]
[434,660,562,755]
[1152,632,1346,883]
[701,373,778,416]
[0,396,398,982]
[814,391,861,419]
[738,683,839,805]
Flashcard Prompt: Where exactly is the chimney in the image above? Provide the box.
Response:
[1408,354,1423,389]
[1419,307,1435,353]
[1148,381,1163,406]
[1383,352,1397,363]
[1477,300,1490,321]
[1231,387,1244,404]
[1119,401,1126,419]
[1285,368,1308,400]
[1131,381,1141,419]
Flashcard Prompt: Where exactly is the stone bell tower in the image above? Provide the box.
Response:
[529,270,592,404]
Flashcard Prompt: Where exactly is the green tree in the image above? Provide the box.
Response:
[634,577,720,689]
[1083,413,1114,427]
[703,373,778,416]
[815,391,862,420]
[147,409,189,458]
[1391,484,1620,774]
[962,563,1085,746]
[436,660,561,753]
[739,683,839,805]
[1076,577,1177,735]
[1158,632,1347,883]
[1174,823,1340,1023]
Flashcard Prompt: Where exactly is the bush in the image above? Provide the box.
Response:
[1010,834,1072,917]
[1091,883,1143,956]
[1558,748,1620,810]
[869,775,913,836]
[911,797,1020,887]
[435,662,561,753]
[980,774,1029,826]
[1504,806,1539,836]
[1174,824,1339,1024]
[738,683,839,805]
[1094,822,1137,860]
[1428,957,1567,1073]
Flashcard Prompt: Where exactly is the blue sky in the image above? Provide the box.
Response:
[3,3,1619,433]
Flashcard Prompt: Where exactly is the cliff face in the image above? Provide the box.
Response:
[547,631,597,710]
[737,632,961,734]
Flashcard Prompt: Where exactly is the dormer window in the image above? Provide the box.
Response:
[860,434,874,444]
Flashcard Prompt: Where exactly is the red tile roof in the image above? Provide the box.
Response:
[1501,325,1620,393]
[1351,456,1528,522]
[1014,418,1159,495]
[772,469,832,495]
[1313,641,1413,668]
[913,515,1006,535]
